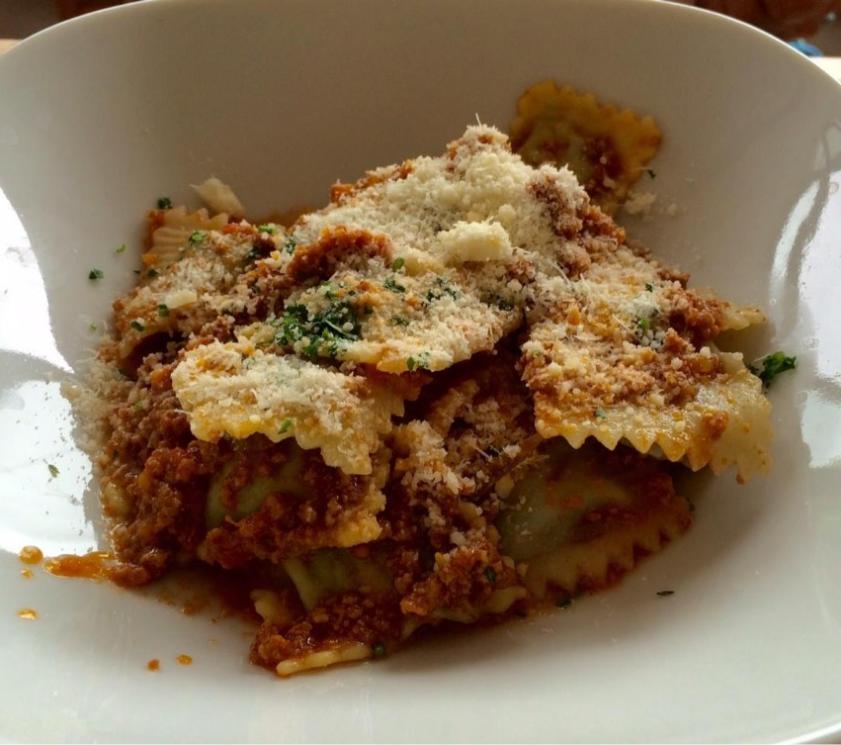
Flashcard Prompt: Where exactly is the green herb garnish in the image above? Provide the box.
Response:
[275,300,362,358]
[656,590,675,597]
[646,169,656,179]
[391,257,405,271]
[391,316,410,327]
[88,268,104,280]
[279,418,294,434]
[147,268,159,279]
[749,351,796,388]
[594,408,606,419]
[47,464,59,478]
[372,642,386,658]
[130,320,146,332]
[645,283,654,292]
[637,317,651,332]
[257,224,276,234]
[425,277,458,303]
[115,244,127,255]
[484,567,497,583]
[556,597,573,609]
[283,237,297,254]
[188,230,205,245]
[88,322,98,332]
[406,352,431,372]
[384,277,406,294]
[156,197,172,209]
[157,304,169,317]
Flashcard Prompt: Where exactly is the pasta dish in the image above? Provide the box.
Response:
[75,84,775,676]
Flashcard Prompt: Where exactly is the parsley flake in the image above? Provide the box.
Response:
[157,304,169,317]
[556,597,573,609]
[47,464,59,478]
[372,642,387,658]
[130,320,146,332]
[391,257,405,271]
[88,322,98,332]
[637,317,651,332]
[594,408,607,419]
[88,268,104,280]
[156,197,172,210]
[279,418,294,434]
[656,590,675,597]
[384,277,406,294]
[257,224,277,234]
[391,316,410,327]
[646,169,657,179]
[284,237,297,254]
[406,352,431,372]
[275,300,362,359]
[484,567,497,583]
[147,268,159,279]
[749,352,796,388]
[645,282,654,292]
[115,243,127,255]
[188,230,205,245]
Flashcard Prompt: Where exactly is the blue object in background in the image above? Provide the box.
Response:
[790,38,823,57]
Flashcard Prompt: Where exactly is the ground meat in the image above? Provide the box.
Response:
[251,591,404,670]
[287,226,393,283]
[201,450,375,568]
[668,289,725,347]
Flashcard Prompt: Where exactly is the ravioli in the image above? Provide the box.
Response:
[80,114,777,678]
[509,79,662,213]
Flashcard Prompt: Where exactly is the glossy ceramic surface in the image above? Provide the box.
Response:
[0,0,840,741]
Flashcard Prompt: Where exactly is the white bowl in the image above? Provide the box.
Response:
[1,0,840,741]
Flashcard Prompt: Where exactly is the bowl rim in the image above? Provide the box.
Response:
[3,0,841,96]
[1,1,840,743]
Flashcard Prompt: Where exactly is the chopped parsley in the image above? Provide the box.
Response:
[383,277,406,294]
[115,243,127,255]
[279,418,294,434]
[47,464,59,479]
[749,351,796,388]
[556,597,573,609]
[372,642,387,658]
[645,282,654,292]
[88,268,104,280]
[244,248,262,263]
[147,268,159,279]
[637,317,651,332]
[157,304,169,317]
[275,300,362,358]
[495,297,514,311]
[646,169,657,179]
[484,567,497,583]
[88,322,98,332]
[406,352,431,371]
[390,315,410,327]
[656,590,675,597]
[188,230,205,245]
[156,197,172,209]
[391,257,405,271]
[424,277,458,303]
[283,237,297,254]
[130,320,146,332]
[257,224,277,234]
[594,408,607,419]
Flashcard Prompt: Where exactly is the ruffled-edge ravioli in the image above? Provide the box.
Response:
[509,80,662,213]
[170,340,404,475]
[276,258,525,374]
[523,319,772,482]
[496,441,692,598]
